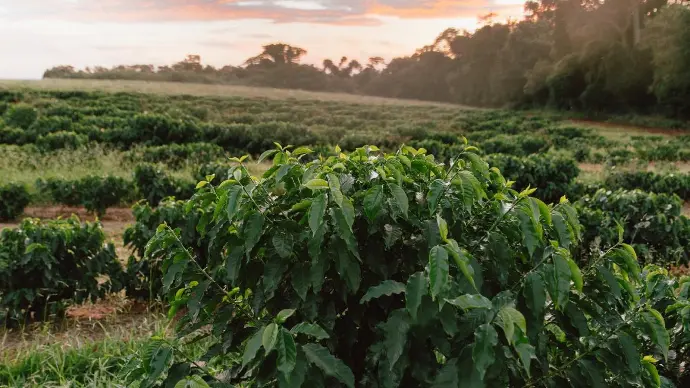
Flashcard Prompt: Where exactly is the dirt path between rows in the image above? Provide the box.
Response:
[568,119,689,137]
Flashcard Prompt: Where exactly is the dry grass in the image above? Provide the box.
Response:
[0,78,473,108]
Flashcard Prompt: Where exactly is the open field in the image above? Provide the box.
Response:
[0,79,470,108]
[1,80,690,386]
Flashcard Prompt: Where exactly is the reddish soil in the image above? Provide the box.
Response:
[568,119,689,137]
[22,206,134,222]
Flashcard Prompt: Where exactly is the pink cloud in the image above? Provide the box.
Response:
[11,0,524,25]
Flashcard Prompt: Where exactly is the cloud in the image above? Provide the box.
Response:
[7,0,524,25]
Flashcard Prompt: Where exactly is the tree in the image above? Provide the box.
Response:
[244,43,308,67]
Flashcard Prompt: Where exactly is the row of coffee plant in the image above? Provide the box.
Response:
[121,144,690,387]
[0,165,195,220]
[0,217,125,325]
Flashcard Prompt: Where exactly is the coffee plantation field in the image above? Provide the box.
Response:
[1,80,690,387]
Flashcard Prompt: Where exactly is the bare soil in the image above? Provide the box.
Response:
[569,119,689,137]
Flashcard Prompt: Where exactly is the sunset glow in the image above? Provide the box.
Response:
[0,0,525,79]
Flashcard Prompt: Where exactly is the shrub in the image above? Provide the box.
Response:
[0,217,124,325]
[576,189,690,264]
[0,127,30,145]
[124,143,227,168]
[123,199,207,300]
[4,104,38,129]
[486,153,580,203]
[0,183,31,221]
[35,131,88,151]
[133,164,195,206]
[36,176,135,215]
[133,145,680,387]
[604,171,690,200]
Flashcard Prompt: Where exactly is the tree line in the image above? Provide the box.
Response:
[44,1,690,117]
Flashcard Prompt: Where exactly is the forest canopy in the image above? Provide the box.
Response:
[44,1,690,118]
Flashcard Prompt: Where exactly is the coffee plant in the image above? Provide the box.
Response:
[132,145,680,387]
[485,153,580,203]
[605,171,690,200]
[0,183,30,221]
[576,189,690,265]
[4,103,38,129]
[134,164,196,206]
[124,199,208,300]
[0,217,124,325]
[36,175,136,216]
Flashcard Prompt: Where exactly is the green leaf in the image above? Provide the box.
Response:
[242,327,265,367]
[309,193,327,236]
[327,174,344,208]
[277,328,297,375]
[305,179,329,190]
[243,211,265,254]
[272,231,294,259]
[302,343,355,388]
[341,196,355,231]
[549,254,572,309]
[518,205,540,257]
[276,309,296,324]
[290,264,310,301]
[257,149,279,164]
[642,358,661,388]
[174,375,211,388]
[515,341,535,377]
[523,272,546,325]
[552,212,572,249]
[429,245,449,300]
[290,322,329,340]
[360,280,406,304]
[445,294,492,311]
[531,197,552,225]
[292,146,313,156]
[566,257,583,292]
[389,183,409,217]
[384,310,410,369]
[331,208,360,260]
[427,179,446,215]
[225,245,244,286]
[406,272,427,321]
[472,323,498,380]
[196,180,208,189]
[262,323,279,354]
[226,185,243,221]
[495,306,526,344]
[437,214,448,242]
[335,247,361,293]
[432,359,459,387]
[641,309,670,361]
[363,185,385,221]
[146,344,173,384]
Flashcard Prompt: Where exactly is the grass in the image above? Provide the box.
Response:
[0,301,169,387]
[0,78,470,108]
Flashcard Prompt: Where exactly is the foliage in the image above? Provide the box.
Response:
[576,189,690,265]
[0,183,30,221]
[4,103,38,129]
[0,217,124,325]
[486,153,580,203]
[123,199,207,300]
[36,175,135,215]
[124,143,228,168]
[133,164,196,206]
[137,145,681,387]
[604,171,690,200]
[35,131,88,151]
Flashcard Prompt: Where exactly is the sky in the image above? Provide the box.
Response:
[0,0,526,79]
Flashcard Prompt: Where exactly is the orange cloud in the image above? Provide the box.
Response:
[12,0,525,25]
